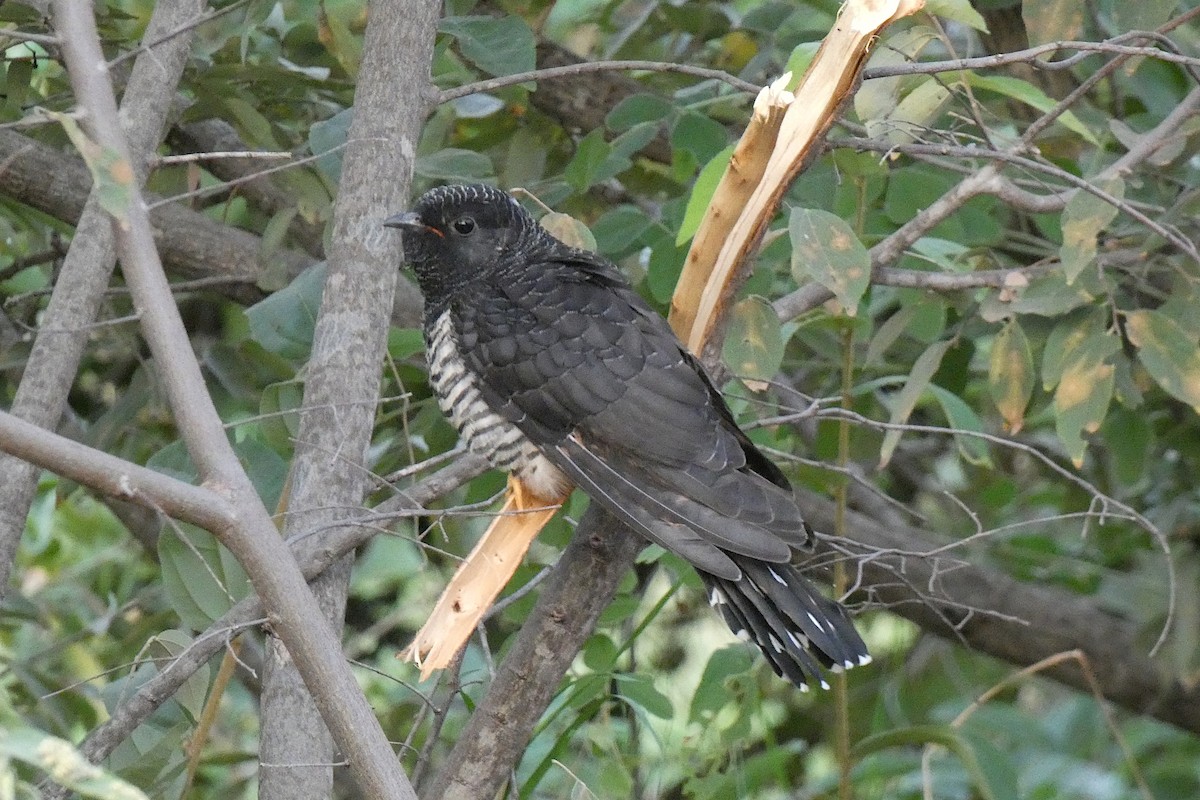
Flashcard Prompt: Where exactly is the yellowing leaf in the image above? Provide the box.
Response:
[47,111,134,225]
[1125,310,1200,413]
[1060,178,1123,284]
[540,212,597,251]
[989,318,1034,433]
[1052,328,1118,467]
[722,296,785,384]
[789,208,871,315]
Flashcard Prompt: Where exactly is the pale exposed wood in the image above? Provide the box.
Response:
[400,476,566,677]
[669,75,794,340]
[682,0,926,352]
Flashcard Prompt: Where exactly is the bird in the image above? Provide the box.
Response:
[385,183,869,690]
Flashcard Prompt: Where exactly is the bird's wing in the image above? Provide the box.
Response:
[456,252,810,580]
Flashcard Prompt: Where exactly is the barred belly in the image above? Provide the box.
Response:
[426,311,569,500]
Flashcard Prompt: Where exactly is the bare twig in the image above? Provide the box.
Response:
[864,37,1200,80]
[437,60,759,104]
[155,149,293,166]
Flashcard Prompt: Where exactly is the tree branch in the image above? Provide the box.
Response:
[0,0,206,598]
[420,507,645,800]
[257,0,438,795]
[55,453,489,778]
[438,59,759,103]
[51,2,415,797]
[0,410,234,532]
[0,128,311,301]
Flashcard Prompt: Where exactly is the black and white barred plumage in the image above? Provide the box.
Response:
[386,184,869,689]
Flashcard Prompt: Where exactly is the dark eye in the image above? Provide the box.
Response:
[452,216,476,235]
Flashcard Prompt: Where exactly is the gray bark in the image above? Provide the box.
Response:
[0,0,207,597]
[257,0,439,797]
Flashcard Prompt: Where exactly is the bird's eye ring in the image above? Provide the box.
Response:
[452,216,476,235]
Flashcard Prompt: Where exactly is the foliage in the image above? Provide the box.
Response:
[1,0,1199,797]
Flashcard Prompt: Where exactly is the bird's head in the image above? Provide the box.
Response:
[385,184,538,305]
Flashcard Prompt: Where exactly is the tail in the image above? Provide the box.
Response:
[703,557,870,690]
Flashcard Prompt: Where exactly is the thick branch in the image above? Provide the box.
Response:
[0,128,311,301]
[420,507,644,800]
[258,0,438,796]
[797,491,1200,733]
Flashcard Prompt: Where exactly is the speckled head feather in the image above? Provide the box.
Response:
[386,184,545,313]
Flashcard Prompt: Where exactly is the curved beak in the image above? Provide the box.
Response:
[384,212,445,238]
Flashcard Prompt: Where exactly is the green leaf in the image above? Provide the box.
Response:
[865,305,917,366]
[988,318,1034,433]
[723,296,785,385]
[965,74,1099,145]
[414,148,495,182]
[318,0,362,78]
[246,262,326,359]
[784,40,820,78]
[869,76,952,144]
[789,208,871,314]
[593,205,653,255]
[854,27,939,125]
[1022,0,1087,47]
[563,129,611,192]
[606,93,674,132]
[676,144,734,245]
[3,55,33,117]
[614,675,674,720]
[1112,0,1179,35]
[671,112,729,164]
[1060,178,1123,284]
[309,107,353,184]
[925,0,989,31]
[222,95,282,149]
[1125,309,1200,413]
[259,380,304,456]
[439,16,536,77]
[853,725,998,800]
[879,339,953,468]
[145,631,211,723]
[580,633,618,671]
[159,523,251,631]
[563,125,653,192]
[929,385,992,466]
[0,727,151,800]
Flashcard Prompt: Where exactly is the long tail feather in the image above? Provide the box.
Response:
[703,557,870,690]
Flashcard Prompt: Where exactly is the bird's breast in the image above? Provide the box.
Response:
[426,310,569,500]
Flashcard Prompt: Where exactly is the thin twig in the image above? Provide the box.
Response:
[438,59,759,103]
[155,149,293,166]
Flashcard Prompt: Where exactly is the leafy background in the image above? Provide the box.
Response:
[2,0,1200,797]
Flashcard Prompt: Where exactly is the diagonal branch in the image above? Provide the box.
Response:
[0,0,207,599]
[50,2,415,797]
